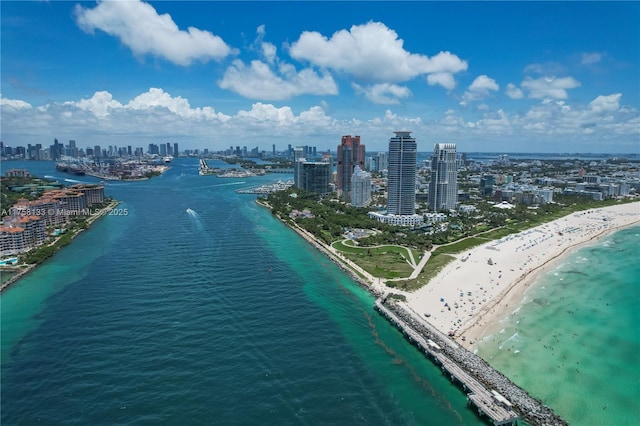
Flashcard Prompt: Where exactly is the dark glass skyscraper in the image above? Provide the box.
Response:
[301,162,332,195]
[386,131,417,216]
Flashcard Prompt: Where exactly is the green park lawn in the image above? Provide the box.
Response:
[332,240,416,279]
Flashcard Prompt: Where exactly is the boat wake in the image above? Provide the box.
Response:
[208,181,246,188]
[186,208,204,231]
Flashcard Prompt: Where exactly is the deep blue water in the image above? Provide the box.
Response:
[1,159,483,425]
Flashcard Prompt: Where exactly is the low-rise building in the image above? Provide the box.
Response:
[368,212,424,226]
[4,169,31,178]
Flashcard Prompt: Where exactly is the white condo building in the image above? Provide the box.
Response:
[428,143,458,211]
[351,165,372,207]
[369,131,423,226]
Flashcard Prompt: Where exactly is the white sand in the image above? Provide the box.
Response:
[404,202,640,349]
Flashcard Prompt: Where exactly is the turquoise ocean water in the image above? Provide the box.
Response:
[476,225,640,424]
[1,159,480,425]
[1,158,637,425]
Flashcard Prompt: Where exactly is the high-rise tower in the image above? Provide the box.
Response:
[428,143,458,211]
[386,131,417,216]
[293,146,305,188]
[351,165,372,207]
[337,135,365,200]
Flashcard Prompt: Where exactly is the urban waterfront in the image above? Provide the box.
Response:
[1,158,638,425]
[1,159,482,425]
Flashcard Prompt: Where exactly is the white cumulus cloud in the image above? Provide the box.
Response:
[70,91,123,118]
[236,102,295,125]
[352,83,411,105]
[74,0,236,66]
[2,90,637,153]
[1,97,32,110]
[505,83,524,99]
[521,76,581,99]
[218,60,338,100]
[589,93,621,113]
[288,21,467,86]
[254,25,277,64]
[125,88,226,120]
[469,75,499,93]
[427,73,457,90]
[218,25,338,100]
[461,75,499,105]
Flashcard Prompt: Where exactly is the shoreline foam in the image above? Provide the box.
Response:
[405,202,640,349]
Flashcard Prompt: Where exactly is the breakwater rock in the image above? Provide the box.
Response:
[383,299,568,426]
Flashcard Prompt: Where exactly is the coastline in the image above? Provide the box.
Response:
[405,202,640,349]
[258,198,572,424]
[257,199,385,298]
[0,200,120,294]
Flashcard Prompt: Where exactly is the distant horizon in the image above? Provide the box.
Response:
[2,149,638,158]
[2,2,638,152]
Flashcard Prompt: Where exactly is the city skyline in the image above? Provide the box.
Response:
[1,1,639,153]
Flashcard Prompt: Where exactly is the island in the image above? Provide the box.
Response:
[0,170,120,292]
[56,158,169,180]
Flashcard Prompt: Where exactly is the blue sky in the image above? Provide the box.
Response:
[1,1,639,153]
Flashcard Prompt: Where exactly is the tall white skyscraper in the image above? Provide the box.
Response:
[377,152,388,172]
[387,131,417,216]
[351,165,372,207]
[428,143,458,211]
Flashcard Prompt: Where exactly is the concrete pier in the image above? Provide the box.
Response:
[374,298,568,426]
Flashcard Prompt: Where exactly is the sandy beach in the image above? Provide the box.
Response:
[405,202,640,349]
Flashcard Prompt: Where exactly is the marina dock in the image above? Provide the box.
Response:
[236,180,294,194]
[374,298,568,426]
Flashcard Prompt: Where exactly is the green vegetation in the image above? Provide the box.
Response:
[387,293,407,302]
[0,176,58,210]
[223,157,293,170]
[143,170,162,179]
[266,186,638,292]
[21,230,74,264]
[344,248,413,279]
[267,189,380,244]
[434,237,487,255]
[332,240,417,279]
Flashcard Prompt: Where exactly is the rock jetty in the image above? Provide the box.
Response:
[383,299,568,426]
